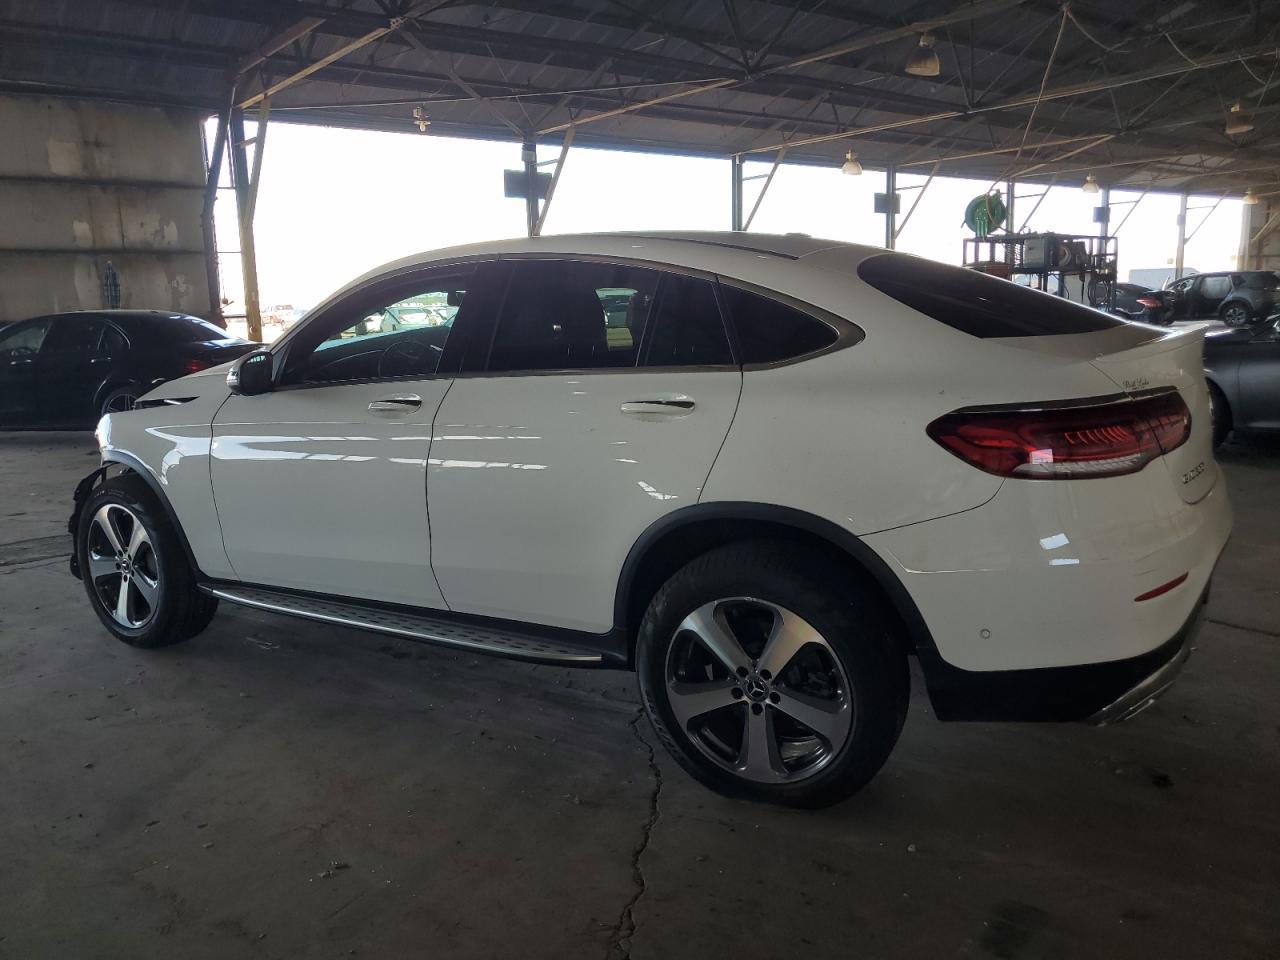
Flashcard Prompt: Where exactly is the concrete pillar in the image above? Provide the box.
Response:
[1174,192,1188,280]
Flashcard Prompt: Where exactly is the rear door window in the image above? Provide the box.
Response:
[641,274,733,367]
[858,253,1127,337]
[42,317,108,354]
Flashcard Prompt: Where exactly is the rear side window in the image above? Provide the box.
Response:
[858,254,1127,338]
[719,285,838,364]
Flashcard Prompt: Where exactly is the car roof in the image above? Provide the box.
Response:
[20,309,203,324]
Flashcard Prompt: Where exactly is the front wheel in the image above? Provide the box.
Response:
[1220,302,1252,326]
[637,542,909,808]
[76,474,218,648]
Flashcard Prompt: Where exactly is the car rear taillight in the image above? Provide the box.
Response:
[184,358,213,374]
[1136,297,1163,308]
[927,390,1191,479]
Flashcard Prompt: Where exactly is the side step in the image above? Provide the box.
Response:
[202,584,606,665]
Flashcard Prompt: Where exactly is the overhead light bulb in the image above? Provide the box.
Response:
[1243,188,1259,205]
[841,150,862,175]
[905,33,941,78]
[412,105,430,133]
[1082,173,1100,194]
[1225,101,1254,136]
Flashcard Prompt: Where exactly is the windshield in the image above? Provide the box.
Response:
[151,314,240,343]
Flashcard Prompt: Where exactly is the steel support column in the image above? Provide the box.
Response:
[1098,184,1110,242]
[730,155,744,231]
[522,140,538,238]
[1174,192,1188,280]
[200,97,232,327]
[884,165,897,250]
[229,109,262,342]
[1005,180,1015,235]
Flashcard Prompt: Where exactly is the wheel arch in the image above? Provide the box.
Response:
[95,451,203,575]
[613,503,936,667]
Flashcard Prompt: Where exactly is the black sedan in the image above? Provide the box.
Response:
[1204,315,1280,446]
[0,310,255,429]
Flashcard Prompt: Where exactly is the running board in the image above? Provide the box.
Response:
[202,585,606,665]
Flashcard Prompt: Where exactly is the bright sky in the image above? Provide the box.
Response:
[211,120,1245,311]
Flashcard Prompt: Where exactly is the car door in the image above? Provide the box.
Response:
[427,258,742,633]
[1237,319,1280,431]
[210,264,485,608]
[1197,275,1232,318]
[36,315,116,426]
[0,317,53,426]
[1164,277,1194,321]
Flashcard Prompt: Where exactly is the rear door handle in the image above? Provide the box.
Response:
[620,398,695,417]
[368,394,423,413]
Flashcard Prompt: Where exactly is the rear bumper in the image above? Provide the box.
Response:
[916,583,1207,722]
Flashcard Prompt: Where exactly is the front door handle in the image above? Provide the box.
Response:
[368,394,422,413]
[620,397,695,417]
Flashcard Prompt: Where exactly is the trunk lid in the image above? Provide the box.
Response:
[1089,326,1215,503]
[992,324,1216,503]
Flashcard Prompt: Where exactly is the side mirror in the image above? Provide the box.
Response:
[227,349,274,396]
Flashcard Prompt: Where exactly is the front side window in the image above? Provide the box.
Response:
[0,318,53,358]
[487,261,659,372]
[299,274,470,384]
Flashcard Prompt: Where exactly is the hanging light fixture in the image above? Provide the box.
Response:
[412,105,431,133]
[1081,174,1100,194]
[1243,188,1259,205]
[905,32,941,77]
[1225,102,1254,136]
[841,150,863,175]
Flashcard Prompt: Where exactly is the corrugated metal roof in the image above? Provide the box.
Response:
[1,0,1276,193]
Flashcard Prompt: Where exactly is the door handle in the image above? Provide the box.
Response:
[8,358,33,367]
[368,394,422,413]
[620,398,695,417]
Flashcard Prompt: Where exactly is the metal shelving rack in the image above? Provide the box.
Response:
[963,233,1120,311]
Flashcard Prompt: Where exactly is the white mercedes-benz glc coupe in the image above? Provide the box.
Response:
[70,232,1231,807]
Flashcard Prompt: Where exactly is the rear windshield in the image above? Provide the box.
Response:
[857,254,1128,338]
[149,314,234,343]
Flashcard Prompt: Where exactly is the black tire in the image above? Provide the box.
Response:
[99,386,140,418]
[76,473,218,648]
[1219,301,1252,327]
[637,541,909,808]
[1207,381,1232,449]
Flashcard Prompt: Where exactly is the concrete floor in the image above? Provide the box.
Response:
[1,431,1277,960]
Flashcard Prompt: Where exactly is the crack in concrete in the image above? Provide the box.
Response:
[1206,617,1280,639]
[606,709,662,960]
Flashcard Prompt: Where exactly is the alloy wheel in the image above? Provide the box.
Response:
[1223,304,1248,326]
[104,393,138,414]
[664,598,854,784]
[85,504,160,629]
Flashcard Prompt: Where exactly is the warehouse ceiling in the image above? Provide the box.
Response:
[2,0,1278,194]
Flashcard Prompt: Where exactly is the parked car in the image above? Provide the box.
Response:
[1164,270,1280,325]
[1204,313,1280,446]
[68,234,1230,808]
[1110,282,1172,325]
[0,310,255,429]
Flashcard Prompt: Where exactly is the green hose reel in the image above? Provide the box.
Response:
[964,193,1008,238]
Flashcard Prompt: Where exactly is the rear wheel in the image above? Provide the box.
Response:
[76,474,217,648]
[99,386,140,417]
[1220,301,1252,326]
[637,542,909,808]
